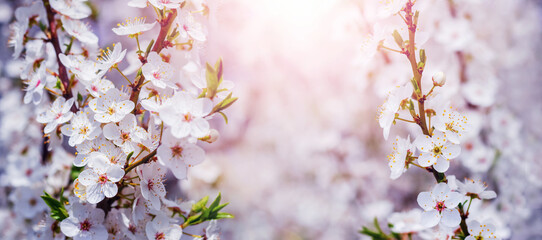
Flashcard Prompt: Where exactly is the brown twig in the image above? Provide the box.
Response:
[42,0,75,110]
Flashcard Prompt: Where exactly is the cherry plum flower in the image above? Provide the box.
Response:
[465,220,500,240]
[387,209,426,233]
[77,156,124,204]
[103,113,148,154]
[417,183,462,228]
[51,0,91,19]
[61,16,98,45]
[74,137,107,167]
[96,42,127,70]
[36,97,74,134]
[414,131,461,173]
[61,110,101,147]
[112,17,156,36]
[142,52,176,89]
[137,162,167,210]
[60,201,108,240]
[128,0,148,8]
[59,54,106,83]
[145,214,183,240]
[456,178,497,200]
[432,106,470,144]
[177,11,206,42]
[378,84,412,140]
[159,91,213,139]
[388,135,414,179]
[157,131,205,180]
[86,78,115,98]
[148,0,184,10]
[23,64,47,105]
[9,186,47,219]
[378,0,407,18]
[89,88,134,123]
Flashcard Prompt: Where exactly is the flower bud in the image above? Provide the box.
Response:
[201,129,219,143]
[432,71,446,87]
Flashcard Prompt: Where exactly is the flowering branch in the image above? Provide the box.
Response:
[129,9,178,108]
[366,1,500,239]
[42,0,73,104]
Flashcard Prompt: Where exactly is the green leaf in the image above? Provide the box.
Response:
[184,193,232,227]
[208,192,221,211]
[410,78,421,96]
[218,111,228,124]
[212,202,229,213]
[145,39,155,57]
[211,94,238,114]
[215,212,234,219]
[126,151,134,162]
[41,192,69,221]
[70,165,84,182]
[192,196,209,213]
[55,78,62,90]
[59,188,68,206]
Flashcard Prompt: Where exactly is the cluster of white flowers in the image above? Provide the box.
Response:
[365,0,505,239]
[1,0,235,239]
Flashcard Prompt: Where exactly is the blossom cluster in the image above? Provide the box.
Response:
[363,0,507,239]
[1,0,235,239]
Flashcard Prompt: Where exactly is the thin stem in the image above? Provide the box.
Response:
[409,162,425,169]
[426,85,436,96]
[131,149,145,164]
[124,149,157,173]
[397,11,408,25]
[466,197,473,214]
[380,45,403,54]
[64,36,75,55]
[182,232,203,238]
[42,0,76,111]
[115,66,132,84]
[135,34,142,53]
[427,115,433,135]
[396,117,416,123]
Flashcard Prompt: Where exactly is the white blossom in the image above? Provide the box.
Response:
[137,162,167,210]
[387,135,414,179]
[36,97,74,134]
[414,131,461,173]
[157,130,205,180]
[417,183,462,228]
[378,84,412,140]
[160,91,213,139]
[61,110,102,147]
[77,156,124,203]
[103,113,148,154]
[60,201,108,239]
[145,214,183,240]
[89,88,135,123]
[456,178,497,200]
[142,52,176,89]
[465,220,500,240]
[112,17,156,36]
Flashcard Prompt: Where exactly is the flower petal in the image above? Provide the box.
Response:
[441,208,461,228]
[420,209,440,228]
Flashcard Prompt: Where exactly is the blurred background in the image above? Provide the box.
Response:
[1,0,542,239]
